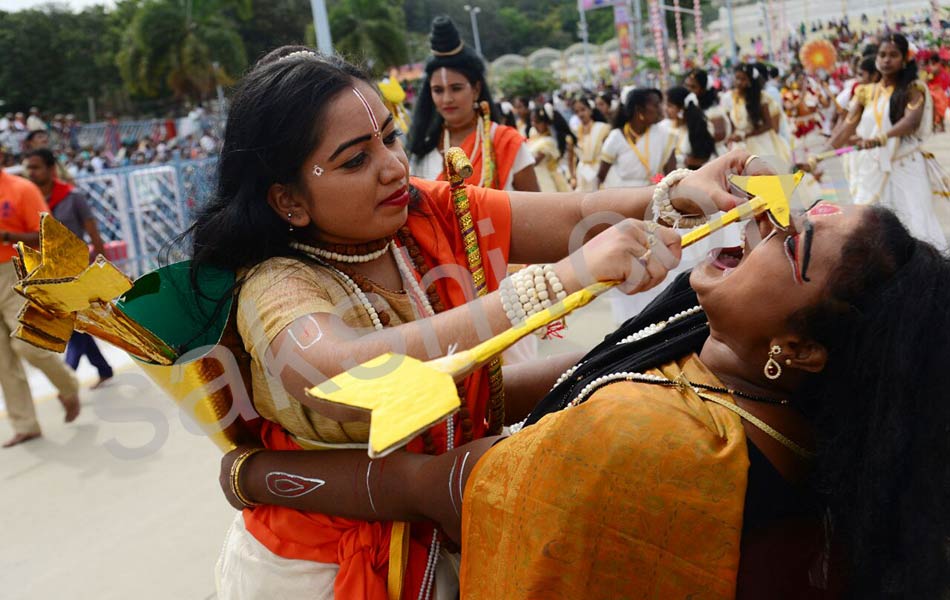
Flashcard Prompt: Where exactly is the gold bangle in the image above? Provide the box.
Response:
[906,97,924,111]
[743,154,760,171]
[230,447,264,509]
[878,134,889,146]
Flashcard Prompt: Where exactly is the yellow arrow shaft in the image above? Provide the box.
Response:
[435,194,781,377]
[466,281,615,366]
[680,196,767,247]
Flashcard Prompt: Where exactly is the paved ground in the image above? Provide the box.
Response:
[3,133,950,599]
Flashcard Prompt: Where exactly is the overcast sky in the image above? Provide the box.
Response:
[0,0,112,10]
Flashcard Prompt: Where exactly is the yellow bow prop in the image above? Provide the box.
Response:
[12,214,176,364]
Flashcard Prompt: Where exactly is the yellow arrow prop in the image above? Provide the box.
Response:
[306,172,803,458]
[680,172,803,246]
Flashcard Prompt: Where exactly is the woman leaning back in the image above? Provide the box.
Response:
[226,151,950,597]
[407,17,539,192]
[203,47,742,599]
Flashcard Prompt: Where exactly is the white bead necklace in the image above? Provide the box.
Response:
[548,305,703,393]
[295,239,453,598]
[391,242,452,600]
[290,242,385,331]
[418,529,441,600]
[615,305,703,345]
[392,243,436,317]
[569,371,673,408]
[299,240,393,264]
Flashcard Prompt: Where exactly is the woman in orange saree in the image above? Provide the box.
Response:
[407,17,539,192]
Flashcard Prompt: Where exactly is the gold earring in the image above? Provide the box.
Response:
[764,345,783,380]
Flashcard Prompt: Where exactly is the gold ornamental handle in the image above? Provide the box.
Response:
[444,147,473,185]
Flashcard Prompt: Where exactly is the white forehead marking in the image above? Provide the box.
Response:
[351,87,380,137]
[439,67,449,87]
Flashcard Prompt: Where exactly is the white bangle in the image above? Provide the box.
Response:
[501,264,565,328]
[499,276,527,325]
[543,264,567,302]
[651,168,707,228]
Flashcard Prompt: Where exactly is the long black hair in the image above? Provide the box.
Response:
[187,46,371,273]
[612,88,662,130]
[879,33,919,124]
[531,104,575,156]
[529,207,950,598]
[406,16,499,161]
[735,62,766,129]
[686,68,719,110]
[793,208,950,598]
[667,85,716,162]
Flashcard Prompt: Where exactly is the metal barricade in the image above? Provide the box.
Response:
[75,158,218,278]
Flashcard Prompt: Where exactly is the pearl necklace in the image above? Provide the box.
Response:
[290,242,386,330]
[380,242,452,600]
[615,305,704,345]
[295,239,455,598]
[546,305,704,395]
[392,243,436,317]
[301,240,393,264]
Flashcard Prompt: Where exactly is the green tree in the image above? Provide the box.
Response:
[116,0,248,104]
[0,5,131,116]
[235,0,312,64]
[497,67,560,99]
[328,0,408,75]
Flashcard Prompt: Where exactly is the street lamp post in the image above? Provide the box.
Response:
[464,5,483,57]
[576,0,594,88]
[310,0,333,54]
[725,0,738,66]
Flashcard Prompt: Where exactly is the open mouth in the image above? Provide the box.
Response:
[708,246,745,271]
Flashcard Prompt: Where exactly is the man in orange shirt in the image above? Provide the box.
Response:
[0,147,80,447]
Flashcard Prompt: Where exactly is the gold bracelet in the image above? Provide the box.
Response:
[743,154,760,171]
[230,447,265,509]
[878,134,889,146]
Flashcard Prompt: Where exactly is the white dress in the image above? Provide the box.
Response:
[851,82,948,252]
[528,133,571,192]
[600,121,677,189]
[572,121,611,191]
[722,91,791,167]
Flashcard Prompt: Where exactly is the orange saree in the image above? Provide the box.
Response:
[436,123,526,189]
[460,354,750,599]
